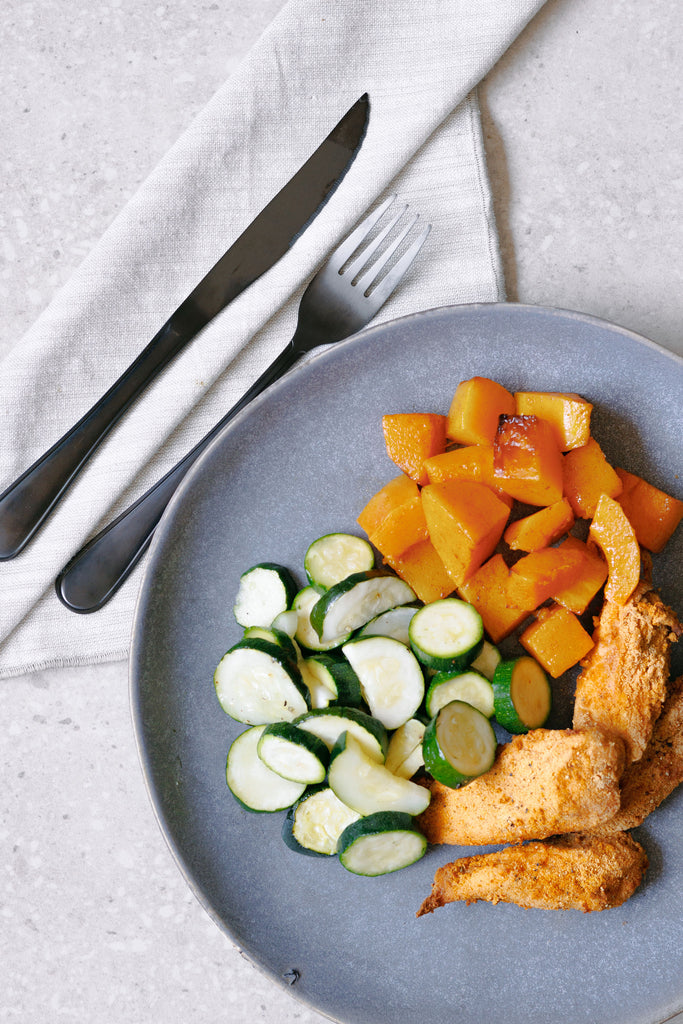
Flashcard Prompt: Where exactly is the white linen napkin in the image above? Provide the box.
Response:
[0,0,547,678]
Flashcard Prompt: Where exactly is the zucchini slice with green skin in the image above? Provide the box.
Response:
[384,718,426,779]
[356,604,419,646]
[470,640,502,681]
[301,653,363,708]
[328,732,431,816]
[338,812,427,876]
[492,656,552,733]
[304,533,375,590]
[233,562,297,628]
[408,598,484,672]
[293,586,353,651]
[341,635,424,730]
[271,608,299,638]
[256,721,329,784]
[214,638,309,725]
[242,625,298,664]
[294,706,388,763]
[226,725,306,812]
[425,669,495,719]
[297,658,336,710]
[310,570,416,645]
[422,700,497,788]
[282,785,361,857]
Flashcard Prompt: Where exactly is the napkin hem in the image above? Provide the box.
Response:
[0,648,128,682]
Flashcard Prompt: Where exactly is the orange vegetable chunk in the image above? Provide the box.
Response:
[457,553,529,643]
[520,604,594,678]
[563,438,622,518]
[423,445,513,506]
[615,467,683,553]
[492,415,564,507]
[551,536,608,614]
[446,377,515,446]
[507,544,587,611]
[589,494,641,605]
[382,413,447,485]
[421,480,510,586]
[369,496,428,562]
[514,391,592,451]
[357,474,419,536]
[503,498,575,552]
[386,539,455,604]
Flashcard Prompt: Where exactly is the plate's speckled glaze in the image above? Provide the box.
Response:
[130,304,683,1024]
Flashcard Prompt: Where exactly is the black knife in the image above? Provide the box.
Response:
[0,94,369,559]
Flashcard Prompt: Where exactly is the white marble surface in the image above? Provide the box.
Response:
[1,1,681,1022]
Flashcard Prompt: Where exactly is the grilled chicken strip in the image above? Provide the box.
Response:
[592,674,683,834]
[573,578,681,764]
[417,728,624,847]
[417,832,648,915]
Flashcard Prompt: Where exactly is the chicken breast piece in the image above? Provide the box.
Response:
[417,832,648,915]
[592,674,683,834]
[573,578,681,764]
[417,728,624,847]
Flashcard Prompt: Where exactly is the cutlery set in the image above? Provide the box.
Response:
[0,95,431,612]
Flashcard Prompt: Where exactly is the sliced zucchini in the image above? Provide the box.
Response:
[242,625,298,664]
[425,669,495,719]
[226,725,306,812]
[310,570,416,645]
[338,812,427,876]
[328,732,431,816]
[271,608,299,638]
[292,586,353,651]
[282,785,360,857]
[356,604,419,645]
[408,598,483,672]
[294,706,388,763]
[422,700,497,788]
[492,656,552,733]
[257,721,329,784]
[341,635,424,730]
[304,533,375,590]
[470,640,502,681]
[384,718,426,779]
[233,562,297,628]
[298,658,336,710]
[301,653,363,708]
[214,638,308,725]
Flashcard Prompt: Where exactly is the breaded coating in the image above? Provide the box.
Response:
[416,832,648,915]
[573,578,681,764]
[417,728,624,847]
[592,674,683,834]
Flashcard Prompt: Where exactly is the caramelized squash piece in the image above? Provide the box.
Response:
[563,438,622,518]
[446,377,515,446]
[382,413,447,485]
[421,480,510,586]
[551,536,608,614]
[514,391,592,451]
[615,467,683,553]
[520,604,594,677]
[368,496,428,562]
[357,474,419,536]
[423,445,513,506]
[456,553,529,643]
[589,494,640,605]
[492,415,564,507]
[507,544,586,612]
[386,539,456,604]
[503,497,574,552]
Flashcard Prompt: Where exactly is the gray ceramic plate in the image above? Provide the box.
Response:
[130,303,683,1024]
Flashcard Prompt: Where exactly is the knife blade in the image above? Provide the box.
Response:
[0,94,370,559]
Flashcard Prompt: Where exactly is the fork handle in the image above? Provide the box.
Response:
[55,340,301,613]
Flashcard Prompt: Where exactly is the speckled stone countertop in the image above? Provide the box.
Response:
[2,1,681,1022]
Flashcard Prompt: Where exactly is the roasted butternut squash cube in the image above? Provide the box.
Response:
[520,604,594,678]
[457,553,529,643]
[615,467,683,553]
[369,496,428,562]
[357,474,419,536]
[514,391,592,451]
[550,536,608,614]
[423,445,513,506]
[421,480,510,586]
[446,377,515,446]
[492,415,564,507]
[503,498,575,552]
[386,539,455,604]
[563,438,622,518]
[382,413,447,485]
[589,493,640,605]
[507,544,587,611]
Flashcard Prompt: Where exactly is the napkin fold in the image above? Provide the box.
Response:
[0,0,547,679]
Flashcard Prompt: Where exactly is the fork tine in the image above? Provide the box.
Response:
[354,213,418,293]
[341,204,408,281]
[362,221,432,308]
[326,194,397,271]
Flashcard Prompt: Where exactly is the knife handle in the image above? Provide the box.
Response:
[55,341,300,612]
[0,310,204,560]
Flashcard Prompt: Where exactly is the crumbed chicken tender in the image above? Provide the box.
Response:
[592,674,683,834]
[416,832,648,915]
[573,577,681,764]
[417,728,624,847]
